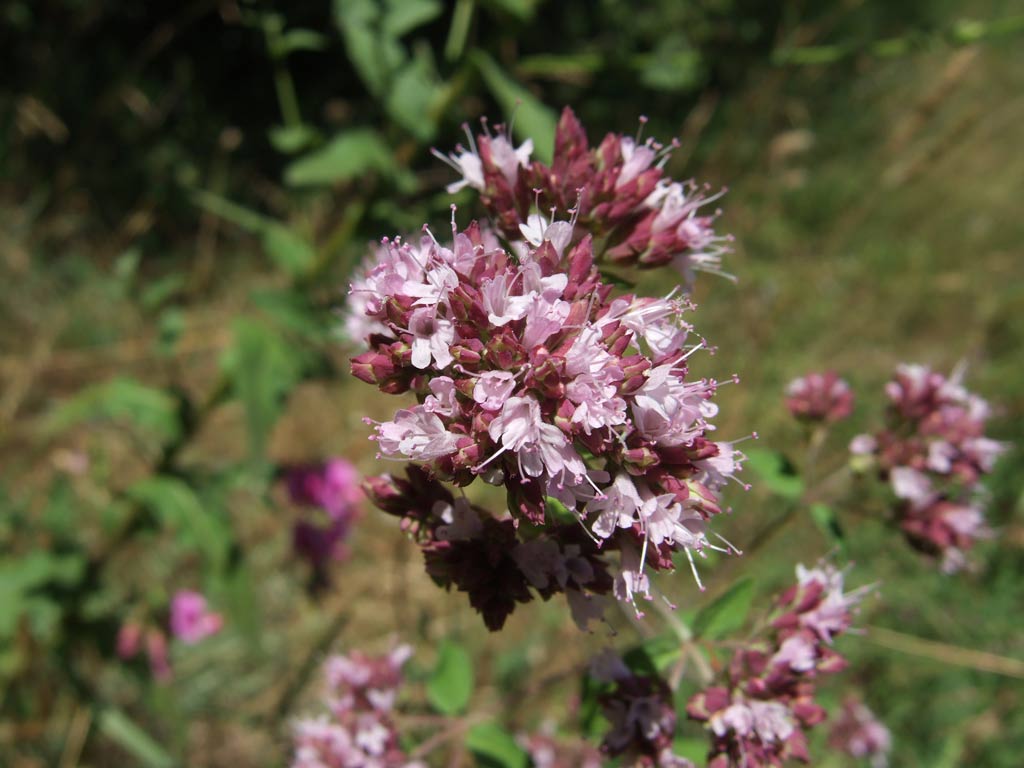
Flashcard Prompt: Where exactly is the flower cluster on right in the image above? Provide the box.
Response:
[851,363,1006,572]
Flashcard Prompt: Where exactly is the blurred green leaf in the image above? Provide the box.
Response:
[543,495,576,525]
[579,671,612,740]
[744,448,805,500]
[0,552,84,638]
[623,633,682,675]
[470,51,556,162]
[261,224,317,277]
[268,124,319,155]
[222,318,307,456]
[692,577,754,640]
[427,639,474,715]
[140,273,185,311]
[273,28,328,56]
[98,708,174,768]
[251,290,327,341]
[483,0,538,21]
[465,722,529,768]
[334,0,405,98]
[383,0,443,38]
[190,189,271,234]
[284,129,397,187]
[810,502,846,552]
[126,476,230,571]
[386,54,442,141]
[637,35,703,92]
[46,378,181,448]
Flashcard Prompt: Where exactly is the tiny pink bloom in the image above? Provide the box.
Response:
[408,308,455,369]
[169,590,223,645]
[472,371,517,411]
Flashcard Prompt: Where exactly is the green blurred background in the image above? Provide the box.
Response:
[2,0,1022,766]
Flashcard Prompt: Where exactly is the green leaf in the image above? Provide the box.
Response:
[544,495,576,525]
[743,448,805,500]
[427,640,474,715]
[274,28,329,56]
[810,502,846,552]
[623,633,683,675]
[268,124,319,154]
[334,0,405,97]
[483,0,539,21]
[637,36,704,92]
[284,129,397,187]
[46,377,181,449]
[692,577,755,640]
[261,223,317,277]
[126,476,230,571]
[222,318,307,457]
[190,189,271,234]
[465,722,529,768]
[470,51,556,162]
[386,55,441,142]
[98,708,174,768]
[383,0,443,38]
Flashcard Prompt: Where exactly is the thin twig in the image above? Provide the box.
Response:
[865,626,1024,679]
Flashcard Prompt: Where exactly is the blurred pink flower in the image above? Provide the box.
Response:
[169,590,223,645]
[785,371,854,423]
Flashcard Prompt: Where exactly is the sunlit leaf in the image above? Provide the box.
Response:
[465,722,529,768]
[284,129,397,187]
[427,640,474,715]
[692,577,755,640]
[744,448,805,500]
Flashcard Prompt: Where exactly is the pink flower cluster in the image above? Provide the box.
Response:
[350,199,744,628]
[590,652,694,767]
[292,645,424,768]
[785,371,853,423]
[687,564,870,767]
[851,364,1007,572]
[434,107,732,279]
[285,459,364,579]
[828,697,891,768]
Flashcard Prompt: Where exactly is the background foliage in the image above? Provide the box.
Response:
[2,0,1022,766]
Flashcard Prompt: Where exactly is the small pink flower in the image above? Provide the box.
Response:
[785,371,854,423]
[169,590,223,645]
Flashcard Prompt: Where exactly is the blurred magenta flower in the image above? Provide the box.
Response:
[169,590,223,644]
[284,458,364,573]
[785,371,854,423]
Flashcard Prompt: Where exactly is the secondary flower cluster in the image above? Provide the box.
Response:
[292,645,424,768]
[285,458,364,582]
[434,107,732,279]
[850,364,1006,572]
[590,652,694,767]
[785,371,854,424]
[687,563,870,767]
[351,210,743,629]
